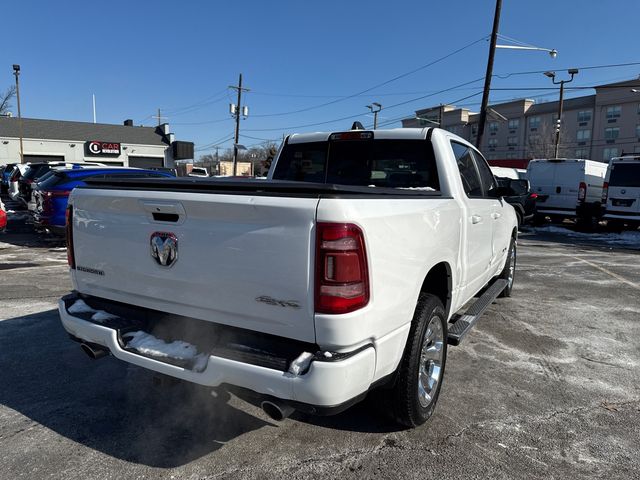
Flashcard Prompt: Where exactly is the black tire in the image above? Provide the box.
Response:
[515,211,523,228]
[497,237,516,298]
[388,293,447,428]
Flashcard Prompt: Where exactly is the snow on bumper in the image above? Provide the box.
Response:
[58,299,376,407]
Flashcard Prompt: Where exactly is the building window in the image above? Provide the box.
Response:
[471,124,478,136]
[507,136,518,146]
[603,147,619,160]
[606,106,621,119]
[529,116,541,129]
[577,130,591,141]
[575,148,589,158]
[636,124,640,138]
[508,119,519,130]
[489,122,499,133]
[488,138,498,148]
[577,110,592,122]
[605,127,620,140]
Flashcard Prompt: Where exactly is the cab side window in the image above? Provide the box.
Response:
[451,141,482,197]
[472,150,498,197]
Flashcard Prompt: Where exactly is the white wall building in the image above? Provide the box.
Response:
[0,117,193,168]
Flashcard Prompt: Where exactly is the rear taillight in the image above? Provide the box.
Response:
[529,193,538,200]
[601,182,609,204]
[315,223,369,314]
[578,182,587,201]
[66,205,75,269]
[45,190,71,197]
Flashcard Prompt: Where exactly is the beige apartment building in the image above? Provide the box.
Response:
[402,78,640,166]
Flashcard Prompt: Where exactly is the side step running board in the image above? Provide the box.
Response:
[447,279,508,346]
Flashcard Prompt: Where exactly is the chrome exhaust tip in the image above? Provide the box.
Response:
[261,400,295,421]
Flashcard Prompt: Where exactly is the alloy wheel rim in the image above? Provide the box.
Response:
[418,315,444,408]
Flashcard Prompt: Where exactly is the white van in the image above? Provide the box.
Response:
[602,156,640,229]
[527,158,607,224]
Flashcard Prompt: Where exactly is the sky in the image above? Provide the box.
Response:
[2,0,640,157]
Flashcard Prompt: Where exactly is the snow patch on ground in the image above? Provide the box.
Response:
[532,226,640,247]
[91,310,119,322]
[288,351,314,375]
[123,330,208,370]
[68,299,97,314]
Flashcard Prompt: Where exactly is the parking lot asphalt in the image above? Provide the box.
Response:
[1,209,639,479]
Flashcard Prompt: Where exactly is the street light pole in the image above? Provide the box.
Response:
[13,64,24,164]
[366,102,382,129]
[475,0,502,149]
[544,69,578,158]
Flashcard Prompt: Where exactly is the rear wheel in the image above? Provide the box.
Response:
[388,293,447,428]
[498,238,516,298]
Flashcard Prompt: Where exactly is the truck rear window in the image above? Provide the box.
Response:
[609,163,640,187]
[273,139,439,190]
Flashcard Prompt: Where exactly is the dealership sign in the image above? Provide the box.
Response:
[86,141,121,156]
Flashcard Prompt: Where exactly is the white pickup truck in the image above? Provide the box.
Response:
[58,127,517,427]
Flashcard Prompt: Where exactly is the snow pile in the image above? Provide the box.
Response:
[397,186,436,191]
[91,310,120,322]
[288,351,314,375]
[532,226,640,248]
[68,299,97,314]
[123,330,208,370]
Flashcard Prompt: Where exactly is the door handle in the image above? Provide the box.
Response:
[471,215,482,224]
[492,212,502,219]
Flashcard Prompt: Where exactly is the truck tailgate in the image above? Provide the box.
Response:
[70,188,319,342]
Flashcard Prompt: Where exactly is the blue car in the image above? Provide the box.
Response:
[33,167,175,235]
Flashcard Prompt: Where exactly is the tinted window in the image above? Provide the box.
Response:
[272,141,328,183]
[23,164,51,180]
[472,150,498,197]
[609,163,640,187]
[38,172,66,189]
[451,142,482,197]
[273,139,439,189]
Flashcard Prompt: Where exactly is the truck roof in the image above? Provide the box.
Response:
[610,156,640,163]
[287,128,431,144]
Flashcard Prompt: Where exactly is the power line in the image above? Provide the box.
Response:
[249,36,488,118]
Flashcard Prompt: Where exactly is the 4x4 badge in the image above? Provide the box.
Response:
[150,232,178,267]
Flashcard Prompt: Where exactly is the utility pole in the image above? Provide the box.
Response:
[152,108,167,126]
[229,73,250,176]
[475,0,502,150]
[366,102,382,129]
[12,65,24,164]
[544,69,578,158]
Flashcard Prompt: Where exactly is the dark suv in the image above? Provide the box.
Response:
[495,177,537,226]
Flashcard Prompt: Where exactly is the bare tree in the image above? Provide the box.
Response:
[526,123,571,159]
[0,85,16,116]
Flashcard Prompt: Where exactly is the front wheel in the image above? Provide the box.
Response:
[388,293,447,428]
[498,238,516,298]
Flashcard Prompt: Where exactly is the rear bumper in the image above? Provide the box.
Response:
[58,295,376,409]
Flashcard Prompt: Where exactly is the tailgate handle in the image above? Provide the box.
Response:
[152,212,179,222]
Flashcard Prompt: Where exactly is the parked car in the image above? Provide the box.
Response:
[59,127,518,428]
[602,156,640,230]
[0,198,6,232]
[1,163,18,194]
[8,164,30,201]
[188,166,209,177]
[490,166,527,180]
[527,158,607,226]
[33,167,175,235]
[17,162,105,205]
[495,177,537,226]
